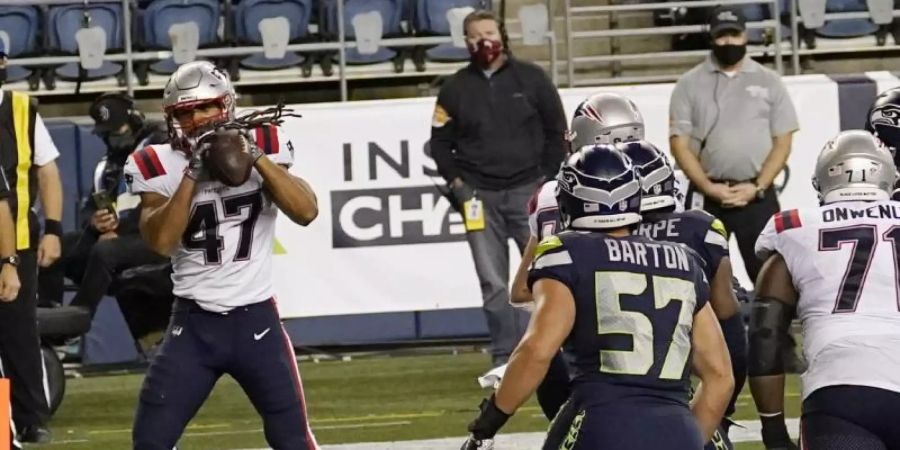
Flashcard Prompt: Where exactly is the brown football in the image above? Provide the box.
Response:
[202,129,255,187]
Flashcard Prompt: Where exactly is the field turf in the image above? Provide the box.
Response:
[39,351,799,449]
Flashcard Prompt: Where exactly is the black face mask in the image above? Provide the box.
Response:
[712,43,746,67]
[105,132,137,158]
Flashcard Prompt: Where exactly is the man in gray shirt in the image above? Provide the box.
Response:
[669,6,799,282]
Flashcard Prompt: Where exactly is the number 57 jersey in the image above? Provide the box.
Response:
[124,125,294,313]
[528,231,710,406]
[755,200,900,399]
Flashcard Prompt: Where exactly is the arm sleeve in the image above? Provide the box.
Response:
[429,85,462,184]
[33,113,61,166]
[668,78,694,138]
[533,70,568,179]
[769,77,799,137]
[527,236,576,291]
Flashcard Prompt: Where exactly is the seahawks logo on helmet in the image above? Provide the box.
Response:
[870,105,900,129]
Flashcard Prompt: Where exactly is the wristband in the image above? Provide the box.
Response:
[44,219,63,237]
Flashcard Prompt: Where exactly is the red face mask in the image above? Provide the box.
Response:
[467,39,504,68]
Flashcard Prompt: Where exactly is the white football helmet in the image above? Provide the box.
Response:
[162,61,237,152]
[812,130,899,204]
[567,93,644,151]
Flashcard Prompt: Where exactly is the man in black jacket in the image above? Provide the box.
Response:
[430,10,567,367]
[39,93,168,321]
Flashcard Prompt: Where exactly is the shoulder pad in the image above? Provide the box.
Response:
[535,235,564,259]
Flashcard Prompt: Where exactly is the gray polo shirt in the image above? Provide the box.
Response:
[669,56,799,181]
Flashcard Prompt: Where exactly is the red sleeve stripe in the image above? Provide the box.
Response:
[774,209,802,233]
[134,146,166,180]
[255,125,279,155]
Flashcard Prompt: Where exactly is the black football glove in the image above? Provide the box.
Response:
[760,413,798,450]
[460,394,510,450]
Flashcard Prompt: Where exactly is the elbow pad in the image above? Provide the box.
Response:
[747,296,794,377]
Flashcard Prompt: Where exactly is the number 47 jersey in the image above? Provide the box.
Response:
[124,125,294,313]
[755,200,900,400]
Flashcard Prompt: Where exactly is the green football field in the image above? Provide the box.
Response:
[38,351,799,449]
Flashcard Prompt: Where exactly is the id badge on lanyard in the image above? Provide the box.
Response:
[463,194,486,232]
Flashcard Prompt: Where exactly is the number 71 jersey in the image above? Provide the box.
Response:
[755,200,900,399]
[124,125,294,313]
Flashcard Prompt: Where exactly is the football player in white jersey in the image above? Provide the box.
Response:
[749,130,900,450]
[505,93,644,420]
[124,61,319,450]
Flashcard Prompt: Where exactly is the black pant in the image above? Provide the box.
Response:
[38,231,93,306]
[703,186,780,283]
[70,234,166,318]
[0,249,49,428]
[39,231,167,318]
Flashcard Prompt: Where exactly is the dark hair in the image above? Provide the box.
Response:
[462,9,509,49]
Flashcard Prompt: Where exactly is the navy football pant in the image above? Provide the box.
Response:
[133,299,317,450]
[801,385,900,450]
[544,398,703,450]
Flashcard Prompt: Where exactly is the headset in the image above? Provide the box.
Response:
[462,9,511,55]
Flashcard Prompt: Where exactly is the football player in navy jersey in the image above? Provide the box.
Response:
[622,140,746,449]
[508,93,645,420]
[461,145,733,450]
[866,87,900,200]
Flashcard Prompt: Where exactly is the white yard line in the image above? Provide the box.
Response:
[241,418,800,450]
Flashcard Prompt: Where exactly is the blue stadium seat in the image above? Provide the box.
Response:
[234,0,312,70]
[817,0,878,38]
[47,4,124,81]
[414,0,492,62]
[0,6,40,83]
[321,0,404,64]
[140,0,221,74]
[741,0,792,44]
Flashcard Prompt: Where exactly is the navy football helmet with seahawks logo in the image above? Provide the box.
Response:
[616,140,678,212]
[555,144,643,230]
[866,87,900,166]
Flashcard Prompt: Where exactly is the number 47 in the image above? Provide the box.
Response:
[819,225,900,313]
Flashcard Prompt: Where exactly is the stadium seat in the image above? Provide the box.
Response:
[815,0,878,38]
[413,0,492,62]
[140,0,221,75]
[321,0,405,67]
[742,1,792,44]
[234,0,312,72]
[0,6,41,85]
[46,3,124,85]
[46,3,125,83]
